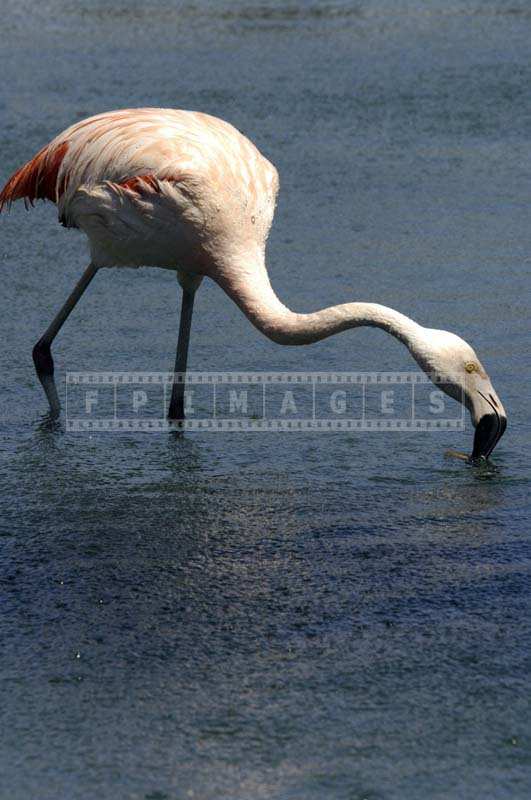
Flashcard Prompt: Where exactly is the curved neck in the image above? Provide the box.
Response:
[214,255,424,354]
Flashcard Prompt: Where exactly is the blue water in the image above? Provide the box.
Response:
[1,2,530,798]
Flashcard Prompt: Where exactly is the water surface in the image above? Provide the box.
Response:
[1,2,530,798]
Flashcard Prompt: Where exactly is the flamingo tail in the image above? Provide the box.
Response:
[0,141,69,212]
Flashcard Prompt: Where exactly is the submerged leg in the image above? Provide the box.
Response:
[167,273,203,426]
[32,262,99,416]
[167,286,196,426]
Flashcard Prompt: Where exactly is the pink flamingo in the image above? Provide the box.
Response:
[0,108,506,458]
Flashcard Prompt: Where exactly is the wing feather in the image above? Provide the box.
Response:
[0,109,194,213]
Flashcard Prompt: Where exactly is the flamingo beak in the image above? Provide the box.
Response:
[470,390,507,460]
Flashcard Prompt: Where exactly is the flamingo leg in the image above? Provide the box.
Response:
[32,262,99,416]
[167,287,196,425]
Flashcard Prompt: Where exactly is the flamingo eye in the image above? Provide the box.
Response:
[465,362,478,374]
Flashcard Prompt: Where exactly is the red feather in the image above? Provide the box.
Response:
[0,141,69,211]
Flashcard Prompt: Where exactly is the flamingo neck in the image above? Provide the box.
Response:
[214,254,425,355]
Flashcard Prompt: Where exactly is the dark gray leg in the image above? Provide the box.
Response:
[168,287,196,425]
[33,263,99,416]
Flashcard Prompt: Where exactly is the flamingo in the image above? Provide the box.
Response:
[0,107,506,459]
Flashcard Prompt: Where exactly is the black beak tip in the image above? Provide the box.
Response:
[471,412,507,461]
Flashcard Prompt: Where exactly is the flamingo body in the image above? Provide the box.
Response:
[0,108,279,273]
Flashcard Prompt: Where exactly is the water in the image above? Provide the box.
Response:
[1,2,530,798]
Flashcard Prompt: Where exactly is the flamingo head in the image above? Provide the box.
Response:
[411,329,507,461]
